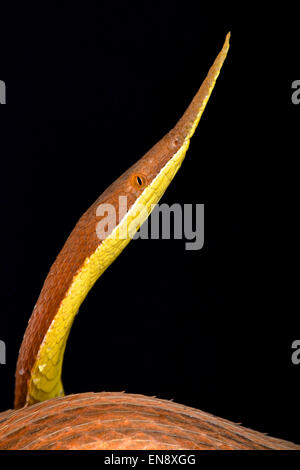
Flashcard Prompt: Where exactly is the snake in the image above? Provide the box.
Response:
[0,33,299,450]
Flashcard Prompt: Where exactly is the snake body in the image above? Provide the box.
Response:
[0,33,298,450]
[14,34,230,410]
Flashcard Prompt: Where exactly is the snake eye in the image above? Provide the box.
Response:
[131,173,146,189]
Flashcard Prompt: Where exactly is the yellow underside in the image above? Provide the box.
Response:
[27,139,190,405]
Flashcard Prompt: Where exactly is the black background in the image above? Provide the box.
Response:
[0,3,299,446]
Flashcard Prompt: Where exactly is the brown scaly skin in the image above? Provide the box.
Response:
[0,393,299,450]
[14,130,186,410]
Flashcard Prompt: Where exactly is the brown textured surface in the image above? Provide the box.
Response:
[1,392,299,450]
[14,35,230,409]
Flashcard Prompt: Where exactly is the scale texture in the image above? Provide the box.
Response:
[0,392,299,450]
